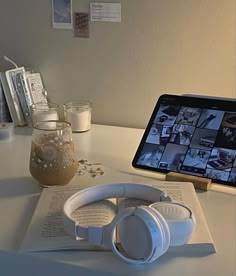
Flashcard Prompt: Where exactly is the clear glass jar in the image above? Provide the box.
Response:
[29,120,78,187]
[63,101,92,132]
[31,102,59,126]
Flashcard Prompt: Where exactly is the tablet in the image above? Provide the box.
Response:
[132,94,236,187]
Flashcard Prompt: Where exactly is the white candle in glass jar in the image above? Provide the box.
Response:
[65,109,91,132]
[32,110,59,124]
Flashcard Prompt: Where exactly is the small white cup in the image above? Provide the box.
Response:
[63,101,92,132]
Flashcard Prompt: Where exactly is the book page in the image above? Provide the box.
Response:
[20,170,215,254]
[20,186,117,252]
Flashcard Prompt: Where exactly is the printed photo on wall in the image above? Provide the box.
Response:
[52,0,72,29]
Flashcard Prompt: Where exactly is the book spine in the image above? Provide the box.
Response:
[22,72,34,107]
[5,71,26,126]
[0,72,21,126]
[0,81,12,122]
[14,73,32,125]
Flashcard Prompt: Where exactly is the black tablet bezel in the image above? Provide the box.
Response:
[132,94,236,187]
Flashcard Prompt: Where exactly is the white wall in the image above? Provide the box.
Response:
[0,0,235,128]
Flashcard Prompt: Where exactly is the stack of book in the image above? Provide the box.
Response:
[0,67,47,126]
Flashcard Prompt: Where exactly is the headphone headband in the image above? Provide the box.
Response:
[63,183,170,241]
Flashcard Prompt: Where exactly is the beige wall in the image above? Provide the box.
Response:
[0,0,235,128]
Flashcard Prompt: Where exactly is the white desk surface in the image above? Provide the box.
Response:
[0,124,235,276]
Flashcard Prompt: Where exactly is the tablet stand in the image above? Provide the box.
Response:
[165,172,212,191]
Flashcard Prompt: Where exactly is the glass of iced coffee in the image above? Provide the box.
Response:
[29,120,78,187]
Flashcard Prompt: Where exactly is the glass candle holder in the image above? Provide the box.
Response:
[31,102,59,125]
[63,101,92,132]
[29,120,78,187]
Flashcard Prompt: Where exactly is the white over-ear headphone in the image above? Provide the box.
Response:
[63,183,196,264]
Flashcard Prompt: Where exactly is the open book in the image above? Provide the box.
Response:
[20,171,216,254]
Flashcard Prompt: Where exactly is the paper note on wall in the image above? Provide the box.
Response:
[90,2,121,22]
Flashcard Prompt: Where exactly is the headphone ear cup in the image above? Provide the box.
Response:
[145,206,170,255]
[117,206,170,263]
[150,202,195,246]
[117,210,153,260]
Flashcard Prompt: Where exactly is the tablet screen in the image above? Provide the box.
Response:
[132,94,236,187]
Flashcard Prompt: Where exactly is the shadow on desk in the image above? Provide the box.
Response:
[24,248,212,276]
[13,126,32,137]
[0,177,41,252]
[0,250,111,276]
[0,176,41,198]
